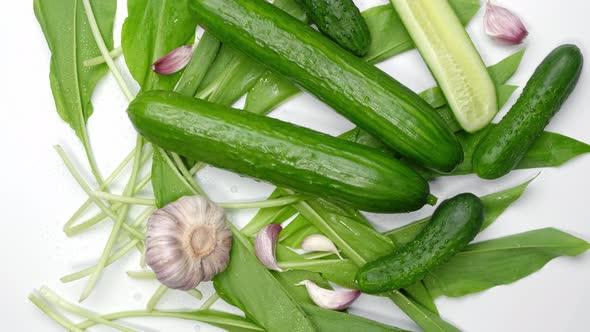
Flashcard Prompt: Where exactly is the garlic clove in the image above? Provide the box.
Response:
[296,280,360,310]
[301,234,342,259]
[152,45,194,75]
[255,224,283,272]
[484,1,528,45]
[145,196,232,291]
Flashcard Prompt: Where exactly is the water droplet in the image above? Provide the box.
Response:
[230,185,238,193]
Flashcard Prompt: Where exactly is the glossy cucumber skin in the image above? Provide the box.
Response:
[190,0,463,173]
[356,193,484,294]
[296,0,371,56]
[473,45,584,179]
[128,91,431,213]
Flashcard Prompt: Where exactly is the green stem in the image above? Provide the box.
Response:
[61,232,144,283]
[199,293,220,310]
[64,148,135,234]
[94,191,156,206]
[171,152,206,196]
[81,0,134,101]
[81,129,104,186]
[147,285,168,312]
[28,294,84,332]
[127,270,156,280]
[187,289,204,300]
[79,137,144,301]
[84,47,123,67]
[219,194,308,210]
[65,146,153,236]
[55,146,144,240]
[75,309,264,331]
[278,258,347,270]
[39,286,137,332]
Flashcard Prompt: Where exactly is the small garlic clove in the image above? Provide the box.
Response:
[484,1,528,45]
[255,224,283,272]
[301,234,342,259]
[296,280,360,310]
[145,196,232,291]
[152,45,194,75]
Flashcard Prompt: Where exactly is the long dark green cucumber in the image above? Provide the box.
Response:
[128,91,431,213]
[473,44,584,179]
[296,0,371,56]
[356,193,484,293]
[190,0,463,173]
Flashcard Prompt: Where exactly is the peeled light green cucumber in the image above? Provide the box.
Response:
[391,0,497,133]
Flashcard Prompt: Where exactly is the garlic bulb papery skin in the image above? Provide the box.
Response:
[145,196,232,291]
[484,1,528,45]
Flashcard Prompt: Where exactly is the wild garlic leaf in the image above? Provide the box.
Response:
[213,229,323,332]
[363,0,480,64]
[292,201,458,332]
[423,228,590,298]
[151,148,197,208]
[385,179,534,247]
[280,214,321,248]
[241,189,298,236]
[174,32,221,96]
[121,0,197,90]
[34,0,116,182]
[244,73,301,115]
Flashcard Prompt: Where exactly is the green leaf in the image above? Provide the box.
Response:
[273,270,409,332]
[151,148,197,207]
[244,72,301,115]
[516,132,590,168]
[424,228,590,298]
[280,214,321,248]
[121,0,197,90]
[34,0,116,183]
[174,32,221,96]
[385,179,534,247]
[403,282,439,315]
[444,128,590,178]
[363,0,480,64]
[214,229,317,332]
[241,189,298,236]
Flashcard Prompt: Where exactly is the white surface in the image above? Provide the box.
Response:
[1,0,589,331]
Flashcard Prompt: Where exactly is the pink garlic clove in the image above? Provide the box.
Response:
[297,280,360,310]
[484,1,528,45]
[152,45,194,75]
[255,224,284,272]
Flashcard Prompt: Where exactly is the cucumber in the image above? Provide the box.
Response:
[391,0,497,133]
[128,91,432,213]
[473,45,584,179]
[295,0,371,56]
[190,0,463,173]
[356,193,484,294]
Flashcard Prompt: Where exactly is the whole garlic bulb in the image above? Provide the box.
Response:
[145,196,232,290]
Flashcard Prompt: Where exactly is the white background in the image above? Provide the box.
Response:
[1,0,589,331]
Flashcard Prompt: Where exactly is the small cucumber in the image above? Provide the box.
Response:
[356,193,484,294]
[473,44,583,179]
[391,0,497,133]
[296,0,371,56]
[128,91,432,213]
[191,0,463,173]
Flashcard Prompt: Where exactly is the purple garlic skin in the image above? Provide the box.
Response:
[484,1,528,45]
[145,196,232,290]
[151,45,194,75]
